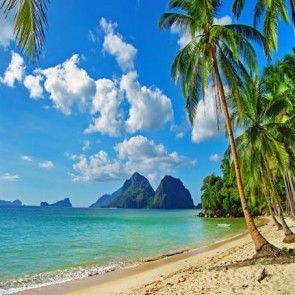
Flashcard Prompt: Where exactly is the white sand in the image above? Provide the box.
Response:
[19,217,295,295]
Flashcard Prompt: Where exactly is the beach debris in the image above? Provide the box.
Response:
[257,268,268,283]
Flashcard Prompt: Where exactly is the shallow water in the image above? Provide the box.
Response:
[0,207,246,294]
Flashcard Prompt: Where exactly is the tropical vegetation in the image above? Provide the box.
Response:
[159,0,282,256]
[200,49,295,242]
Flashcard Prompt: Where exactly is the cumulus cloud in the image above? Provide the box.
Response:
[209,153,221,162]
[120,71,173,133]
[191,85,225,143]
[21,155,33,161]
[69,151,126,182]
[115,135,186,172]
[100,17,137,71]
[0,51,25,87]
[69,135,190,182]
[39,160,54,169]
[0,11,14,48]
[84,78,123,136]
[24,74,43,99]
[0,173,19,181]
[39,54,96,115]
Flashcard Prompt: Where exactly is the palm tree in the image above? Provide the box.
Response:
[0,0,50,63]
[230,75,295,242]
[232,0,294,53]
[159,0,280,256]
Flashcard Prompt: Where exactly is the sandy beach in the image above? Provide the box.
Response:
[18,216,295,295]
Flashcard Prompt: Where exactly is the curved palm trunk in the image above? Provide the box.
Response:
[210,51,277,254]
[283,174,294,216]
[262,155,295,243]
[264,185,282,230]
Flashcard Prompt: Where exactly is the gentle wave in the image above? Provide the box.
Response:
[0,263,132,295]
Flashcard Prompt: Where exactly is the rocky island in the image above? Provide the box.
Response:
[90,172,195,209]
[40,198,72,208]
[0,199,22,207]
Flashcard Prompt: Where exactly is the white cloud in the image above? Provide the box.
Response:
[82,140,91,152]
[100,17,137,71]
[0,173,19,181]
[171,24,191,48]
[115,135,187,172]
[69,136,191,182]
[85,78,123,136]
[170,122,189,139]
[39,160,54,169]
[120,71,173,133]
[21,155,32,162]
[209,153,220,162]
[88,30,98,43]
[191,85,225,143]
[24,74,43,99]
[69,151,126,182]
[0,51,25,87]
[39,54,96,115]
[213,16,232,26]
[0,11,14,48]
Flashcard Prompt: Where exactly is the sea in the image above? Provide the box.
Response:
[0,207,247,294]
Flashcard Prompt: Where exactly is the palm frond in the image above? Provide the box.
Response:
[1,0,50,63]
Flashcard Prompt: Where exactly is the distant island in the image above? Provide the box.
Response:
[90,172,196,209]
[40,198,72,208]
[0,199,22,207]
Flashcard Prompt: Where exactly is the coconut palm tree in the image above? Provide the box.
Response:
[230,75,295,242]
[0,0,50,63]
[232,0,294,53]
[159,0,280,256]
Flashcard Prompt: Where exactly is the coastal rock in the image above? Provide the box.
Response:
[40,198,72,208]
[106,172,155,208]
[0,199,22,207]
[90,188,122,208]
[148,176,195,209]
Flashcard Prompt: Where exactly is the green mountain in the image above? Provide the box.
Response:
[149,176,195,209]
[106,172,155,208]
[90,188,122,208]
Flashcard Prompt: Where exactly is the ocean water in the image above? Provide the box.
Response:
[0,207,246,294]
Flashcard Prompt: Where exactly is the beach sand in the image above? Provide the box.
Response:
[20,217,295,295]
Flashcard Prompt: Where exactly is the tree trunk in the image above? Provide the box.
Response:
[210,50,279,256]
[283,173,292,216]
[287,172,295,217]
[262,155,295,243]
[263,181,282,230]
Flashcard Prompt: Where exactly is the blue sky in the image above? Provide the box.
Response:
[0,1,294,207]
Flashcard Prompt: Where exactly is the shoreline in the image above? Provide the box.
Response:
[16,219,258,295]
[14,217,295,294]
[18,216,295,295]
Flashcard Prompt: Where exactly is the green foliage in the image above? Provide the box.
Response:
[282,247,295,256]
[201,159,250,216]
[0,0,50,63]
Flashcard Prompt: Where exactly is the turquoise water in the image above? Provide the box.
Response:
[0,207,246,294]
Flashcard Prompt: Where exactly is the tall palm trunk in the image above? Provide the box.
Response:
[210,50,278,255]
[287,172,295,217]
[263,177,282,230]
[263,155,295,243]
[283,173,294,216]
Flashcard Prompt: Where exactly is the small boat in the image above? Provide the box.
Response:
[217,223,231,227]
